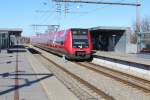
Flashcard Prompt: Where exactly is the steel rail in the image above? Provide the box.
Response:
[30,45,150,94]
[40,54,114,100]
[76,62,150,93]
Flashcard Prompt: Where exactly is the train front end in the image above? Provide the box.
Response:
[65,28,93,60]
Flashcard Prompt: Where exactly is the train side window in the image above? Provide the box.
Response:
[60,41,63,45]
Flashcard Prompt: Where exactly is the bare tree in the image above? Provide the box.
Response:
[141,16,150,32]
[131,21,138,44]
[130,33,137,44]
[132,16,150,32]
[131,16,150,44]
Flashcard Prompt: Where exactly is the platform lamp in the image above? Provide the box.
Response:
[112,34,116,51]
[0,34,1,53]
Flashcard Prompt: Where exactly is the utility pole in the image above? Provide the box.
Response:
[64,2,69,17]
[56,2,61,14]
[136,0,141,32]
[136,0,141,53]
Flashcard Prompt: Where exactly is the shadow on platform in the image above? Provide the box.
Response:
[0,60,22,64]
[0,72,53,95]
[0,56,13,59]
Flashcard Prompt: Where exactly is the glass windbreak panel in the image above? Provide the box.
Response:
[72,29,89,48]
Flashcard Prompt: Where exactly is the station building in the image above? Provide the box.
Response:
[137,32,150,52]
[89,26,137,53]
[0,28,22,49]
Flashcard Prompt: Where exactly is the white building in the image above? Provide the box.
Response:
[0,28,22,49]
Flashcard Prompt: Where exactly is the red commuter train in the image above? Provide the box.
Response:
[31,28,93,60]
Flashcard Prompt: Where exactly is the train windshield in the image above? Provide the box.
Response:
[72,29,89,48]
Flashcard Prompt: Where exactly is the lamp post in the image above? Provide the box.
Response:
[0,34,1,53]
[112,34,116,51]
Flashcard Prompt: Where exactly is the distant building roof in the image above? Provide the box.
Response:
[0,28,22,36]
[89,26,131,31]
[0,28,22,32]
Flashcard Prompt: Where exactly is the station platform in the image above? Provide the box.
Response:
[93,51,150,80]
[0,49,78,100]
[94,51,150,66]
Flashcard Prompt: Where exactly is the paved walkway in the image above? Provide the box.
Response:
[95,51,150,66]
[0,50,49,100]
[0,49,78,100]
[26,50,78,100]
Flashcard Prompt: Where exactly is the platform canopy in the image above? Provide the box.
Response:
[88,26,136,53]
[0,28,23,49]
[0,28,22,36]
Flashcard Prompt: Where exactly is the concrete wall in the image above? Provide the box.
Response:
[114,28,137,53]
[115,31,126,53]
[126,29,137,53]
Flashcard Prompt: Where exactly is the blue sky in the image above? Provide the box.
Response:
[0,0,149,36]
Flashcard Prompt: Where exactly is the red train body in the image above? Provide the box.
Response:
[31,28,93,60]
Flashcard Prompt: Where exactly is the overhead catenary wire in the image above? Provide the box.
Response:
[35,0,58,24]
[52,0,141,32]
[53,0,140,6]
[33,0,60,33]
[86,0,127,14]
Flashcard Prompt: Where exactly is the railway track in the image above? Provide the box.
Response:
[76,62,150,93]
[29,46,150,99]
[34,54,114,100]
